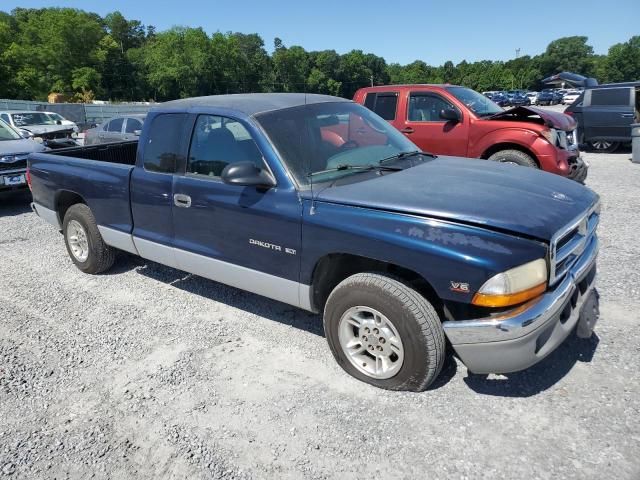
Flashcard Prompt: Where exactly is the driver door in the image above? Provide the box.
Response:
[171,113,302,299]
[399,92,469,156]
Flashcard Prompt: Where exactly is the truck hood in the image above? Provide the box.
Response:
[488,106,576,131]
[312,157,598,242]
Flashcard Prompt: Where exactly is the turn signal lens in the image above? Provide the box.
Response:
[472,259,547,308]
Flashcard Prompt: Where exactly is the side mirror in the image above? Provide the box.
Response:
[56,120,62,125]
[133,130,142,136]
[439,108,461,122]
[221,161,276,188]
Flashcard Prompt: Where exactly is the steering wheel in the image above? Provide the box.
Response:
[338,140,359,151]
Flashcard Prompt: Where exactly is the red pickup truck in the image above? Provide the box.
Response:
[354,85,587,182]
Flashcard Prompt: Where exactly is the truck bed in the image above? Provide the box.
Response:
[46,140,138,165]
[28,141,137,234]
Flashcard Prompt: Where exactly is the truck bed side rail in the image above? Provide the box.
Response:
[46,141,138,166]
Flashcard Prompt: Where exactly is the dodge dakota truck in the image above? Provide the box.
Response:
[28,93,600,391]
[354,85,588,182]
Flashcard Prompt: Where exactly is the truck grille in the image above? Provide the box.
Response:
[0,153,28,172]
[549,202,600,285]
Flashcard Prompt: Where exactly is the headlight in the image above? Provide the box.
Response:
[472,259,547,308]
[540,128,558,145]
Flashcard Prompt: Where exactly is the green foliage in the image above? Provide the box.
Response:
[604,36,640,83]
[0,8,638,102]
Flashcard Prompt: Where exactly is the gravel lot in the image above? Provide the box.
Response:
[1,149,639,479]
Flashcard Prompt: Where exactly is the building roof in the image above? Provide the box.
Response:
[158,93,350,116]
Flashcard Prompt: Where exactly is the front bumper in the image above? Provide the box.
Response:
[443,234,598,374]
[567,156,588,183]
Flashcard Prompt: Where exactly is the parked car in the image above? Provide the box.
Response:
[84,115,147,145]
[43,112,79,133]
[354,85,587,182]
[562,90,582,105]
[536,89,558,106]
[509,92,531,106]
[490,92,511,107]
[28,93,600,391]
[565,82,639,152]
[552,90,565,104]
[0,118,45,193]
[526,92,539,105]
[0,110,77,148]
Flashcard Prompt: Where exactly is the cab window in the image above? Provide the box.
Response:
[125,118,143,133]
[107,118,124,132]
[363,92,398,121]
[408,93,456,122]
[590,88,631,106]
[142,113,188,173]
[186,115,265,178]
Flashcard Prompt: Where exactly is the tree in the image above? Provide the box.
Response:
[538,36,595,78]
[4,8,106,99]
[142,26,212,100]
[604,36,640,83]
[272,43,309,92]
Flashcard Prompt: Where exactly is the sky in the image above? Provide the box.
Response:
[3,0,640,65]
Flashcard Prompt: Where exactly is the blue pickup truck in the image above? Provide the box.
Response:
[28,93,600,391]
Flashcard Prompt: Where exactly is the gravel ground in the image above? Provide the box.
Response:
[1,150,639,479]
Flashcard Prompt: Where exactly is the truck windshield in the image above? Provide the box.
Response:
[0,119,21,141]
[446,86,503,117]
[255,102,421,186]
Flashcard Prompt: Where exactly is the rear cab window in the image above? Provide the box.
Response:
[142,113,189,174]
[363,92,398,120]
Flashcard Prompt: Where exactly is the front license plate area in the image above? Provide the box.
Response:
[3,174,26,186]
[576,289,600,338]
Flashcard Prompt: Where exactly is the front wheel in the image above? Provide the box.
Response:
[587,141,620,153]
[488,149,538,168]
[63,203,115,274]
[324,273,446,391]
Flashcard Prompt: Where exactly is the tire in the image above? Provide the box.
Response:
[63,203,115,274]
[488,149,538,168]
[587,141,620,153]
[323,273,446,391]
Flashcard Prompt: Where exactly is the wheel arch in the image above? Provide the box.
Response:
[55,190,87,224]
[308,252,442,315]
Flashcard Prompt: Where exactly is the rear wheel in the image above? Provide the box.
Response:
[488,149,538,168]
[324,273,446,391]
[587,141,620,153]
[63,204,115,274]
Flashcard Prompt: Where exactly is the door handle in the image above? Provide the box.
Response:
[400,127,414,134]
[620,113,634,118]
[173,194,192,208]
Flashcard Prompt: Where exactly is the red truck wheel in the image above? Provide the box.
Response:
[488,149,538,168]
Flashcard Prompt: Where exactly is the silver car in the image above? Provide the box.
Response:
[0,119,46,192]
[85,115,146,145]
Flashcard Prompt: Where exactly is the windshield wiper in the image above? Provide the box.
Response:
[308,163,403,177]
[378,150,436,165]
